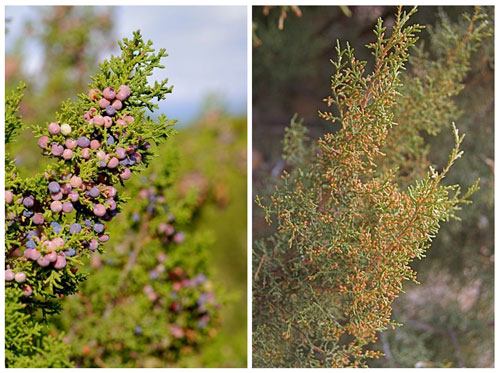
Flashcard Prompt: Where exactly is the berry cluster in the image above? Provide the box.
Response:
[5,85,140,289]
[5,32,175,306]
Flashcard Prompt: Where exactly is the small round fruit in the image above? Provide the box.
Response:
[33,213,45,225]
[27,248,41,261]
[54,255,67,270]
[62,202,74,213]
[81,148,91,159]
[96,150,107,160]
[94,204,106,217]
[65,248,76,257]
[115,147,126,159]
[77,136,90,148]
[173,232,185,244]
[51,221,62,234]
[98,234,110,242]
[61,123,72,136]
[61,183,72,194]
[99,98,110,109]
[89,187,100,198]
[5,190,13,204]
[69,223,82,234]
[50,200,63,213]
[104,186,117,198]
[94,223,105,233]
[107,157,119,169]
[105,105,116,116]
[92,115,105,127]
[112,99,123,111]
[53,237,65,247]
[14,271,26,283]
[65,139,77,149]
[70,175,83,188]
[103,87,116,100]
[105,199,116,211]
[38,136,50,149]
[116,119,127,127]
[23,196,34,208]
[23,285,33,296]
[116,85,131,101]
[5,269,15,281]
[47,251,58,262]
[89,239,99,251]
[69,190,79,202]
[51,191,63,201]
[104,116,113,128]
[123,115,135,124]
[51,144,64,156]
[90,140,100,150]
[62,149,73,160]
[48,122,61,135]
[88,88,100,100]
[37,256,51,267]
[107,135,115,145]
[120,168,131,180]
[48,181,61,193]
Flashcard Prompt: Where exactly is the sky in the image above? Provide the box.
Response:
[5,6,247,125]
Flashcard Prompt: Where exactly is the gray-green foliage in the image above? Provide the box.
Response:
[252,7,489,368]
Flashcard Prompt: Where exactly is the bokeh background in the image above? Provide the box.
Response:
[5,5,247,367]
[253,6,493,368]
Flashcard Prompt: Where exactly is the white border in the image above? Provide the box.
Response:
[2,1,498,372]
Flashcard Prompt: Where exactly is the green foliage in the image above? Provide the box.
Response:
[5,287,72,368]
[381,6,493,184]
[371,7,494,367]
[5,82,27,145]
[253,7,484,368]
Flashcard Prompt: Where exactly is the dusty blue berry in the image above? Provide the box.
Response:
[77,136,90,148]
[129,154,137,165]
[51,221,62,234]
[23,210,34,218]
[69,223,82,234]
[26,240,36,249]
[48,181,60,193]
[94,223,105,233]
[64,248,76,257]
[89,187,100,198]
[84,219,93,227]
[107,135,115,145]
[105,105,116,116]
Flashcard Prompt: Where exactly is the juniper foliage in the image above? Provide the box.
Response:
[253,7,484,368]
[5,32,175,367]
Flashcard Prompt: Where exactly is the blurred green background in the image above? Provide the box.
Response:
[6,6,247,368]
[253,5,493,368]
